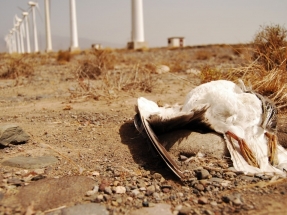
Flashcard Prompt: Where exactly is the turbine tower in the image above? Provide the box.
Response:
[28,1,39,52]
[22,12,31,53]
[4,35,12,54]
[15,15,25,53]
[44,0,52,52]
[11,28,17,53]
[69,0,79,51]
[127,0,148,49]
[14,16,21,53]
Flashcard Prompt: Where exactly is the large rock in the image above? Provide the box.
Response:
[1,176,95,211]
[159,129,228,159]
[0,124,30,146]
[2,155,58,169]
[129,203,173,215]
[47,203,109,215]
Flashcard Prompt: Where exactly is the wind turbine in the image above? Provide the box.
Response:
[28,1,39,52]
[11,28,17,53]
[69,0,79,51]
[22,12,31,53]
[15,15,25,53]
[14,16,21,53]
[44,0,52,52]
[4,35,12,54]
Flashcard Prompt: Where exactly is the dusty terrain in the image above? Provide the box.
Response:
[0,46,287,215]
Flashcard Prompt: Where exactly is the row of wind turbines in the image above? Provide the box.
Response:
[4,0,79,54]
[4,0,147,53]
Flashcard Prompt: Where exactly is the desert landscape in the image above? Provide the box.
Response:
[1,26,287,215]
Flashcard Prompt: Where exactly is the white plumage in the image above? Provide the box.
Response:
[135,80,287,178]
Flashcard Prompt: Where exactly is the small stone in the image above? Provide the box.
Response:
[210,201,217,206]
[34,169,45,175]
[204,209,214,215]
[137,193,145,199]
[146,185,155,196]
[104,186,112,195]
[232,197,243,205]
[152,173,162,180]
[95,194,104,202]
[209,177,224,183]
[199,179,210,186]
[112,201,119,206]
[156,65,170,74]
[130,203,173,215]
[131,189,140,197]
[153,192,161,201]
[86,185,99,196]
[99,179,109,191]
[179,155,188,161]
[197,169,210,180]
[160,177,166,183]
[198,196,208,204]
[221,180,231,187]
[178,206,192,215]
[142,199,149,207]
[127,197,133,201]
[115,186,126,194]
[224,171,237,178]
[194,183,205,191]
[7,178,23,186]
[92,171,100,176]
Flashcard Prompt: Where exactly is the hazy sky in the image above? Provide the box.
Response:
[0,0,286,52]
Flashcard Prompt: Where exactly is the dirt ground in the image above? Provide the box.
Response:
[0,46,287,215]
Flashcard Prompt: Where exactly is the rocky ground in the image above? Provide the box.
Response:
[0,46,287,215]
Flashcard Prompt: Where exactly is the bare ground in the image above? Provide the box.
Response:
[0,46,287,215]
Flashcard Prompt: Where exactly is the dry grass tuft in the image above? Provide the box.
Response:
[200,66,223,83]
[77,48,116,79]
[195,50,213,60]
[57,50,71,64]
[252,24,287,71]
[0,55,34,80]
[102,64,154,92]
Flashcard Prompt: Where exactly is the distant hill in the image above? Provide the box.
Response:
[0,34,124,53]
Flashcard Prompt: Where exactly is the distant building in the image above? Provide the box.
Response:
[91,44,103,50]
[168,37,185,48]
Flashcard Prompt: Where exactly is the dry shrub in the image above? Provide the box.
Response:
[77,48,116,79]
[0,55,34,79]
[57,50,71,63]
[252,24,287,71]
[200,66,223,83]
[102,65,154,92]
[195,50,212,60]
[162,50,191,72]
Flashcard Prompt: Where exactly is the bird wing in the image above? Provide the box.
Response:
[139,114,185,179]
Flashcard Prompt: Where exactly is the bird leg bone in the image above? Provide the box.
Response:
[226,131,259,168]
[264,132,278,165]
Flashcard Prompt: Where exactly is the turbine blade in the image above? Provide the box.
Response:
[35,2,44,22]
[17,6,26,12]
